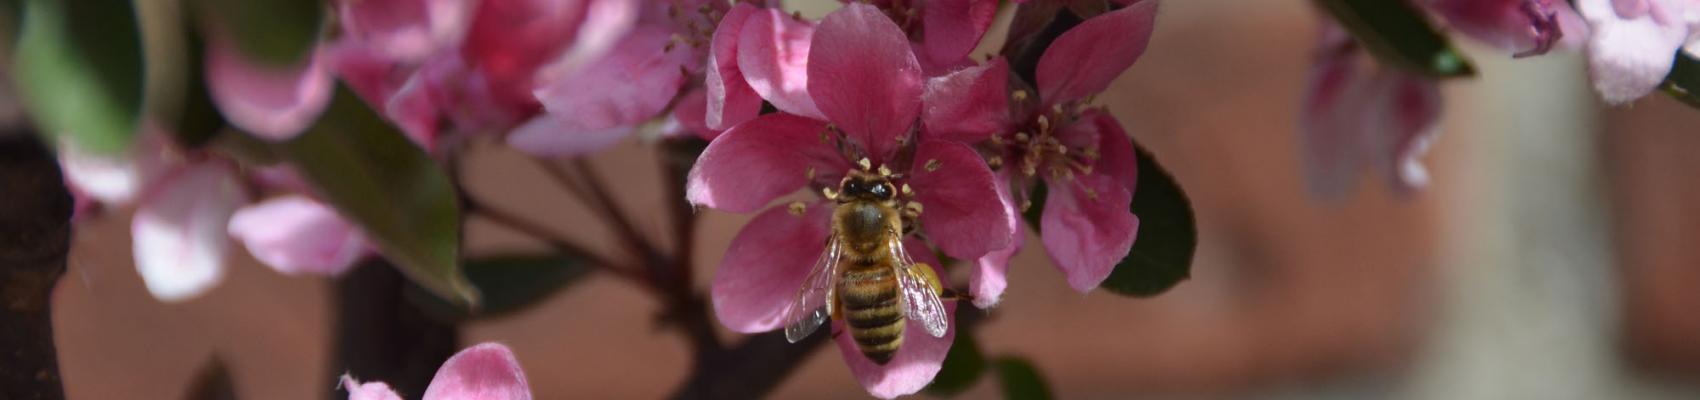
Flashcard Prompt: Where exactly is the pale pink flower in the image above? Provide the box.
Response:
[204,31,336,140]
[228,195,373,276]
[342,342,531,400]
[691,4,1012,397]
[1300,21,1443,199]
[1575,0,1700,103]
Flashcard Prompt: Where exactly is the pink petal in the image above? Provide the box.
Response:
[921,58,1009,144]
[833,271,956,400]
[908,140,1012,260]
[205,33,335,140]
[504,115,633,156]
[1423,0,1569,56]
[338,0,471,62]
[539,0,640,80]
[1035,0,1158,105]
[228,195,371,276]
[462,0,590,108]
[132,163,248,302]
[1369,72,1443,194]
[1577,0,1691,103]
[920,0,1000,69]
[705,3,764,130]
[57,128,173,206]
[710,203,834,333]
[686,113,844,213]
[970,170,1022,309]
[421,342,532,400]
[1039,173,1136,293]
[671,88,723,141]
[1085,111,1138,193]
[1299,26,1370,199]
[510,27,690,156]
[738,9,824,119]
[328,41,411,110]
[384,72,445,151]
[808,3,925,161]
[341,375,405,400]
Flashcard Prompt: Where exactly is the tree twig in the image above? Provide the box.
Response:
[0,131,74,400]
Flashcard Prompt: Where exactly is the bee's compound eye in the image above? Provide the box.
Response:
[842,179,866,196]
[870,182,892,199]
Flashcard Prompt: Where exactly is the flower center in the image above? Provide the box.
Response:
[664,0,724,51]
[991,91,1105,210]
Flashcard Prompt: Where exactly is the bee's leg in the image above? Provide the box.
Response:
[939,288,977,304]
[900,201,923,235]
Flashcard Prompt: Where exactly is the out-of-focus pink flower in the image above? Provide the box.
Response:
[955,1,1156,305]
[338,0,474,63]
[506,25,696,156]
[228,195,372,276]
[205,32,335,140]
[693,5,1011,396]
[1424,0,1587,58]
[131,162,248,302]
[1300,21,1443,200]
[1576,0,1700,103]
[343,342,531,400]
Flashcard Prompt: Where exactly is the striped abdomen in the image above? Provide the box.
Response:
[840,261,903,364]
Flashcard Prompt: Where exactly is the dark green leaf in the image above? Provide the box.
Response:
[1100,144,1194,297]
[406,254,593,322]
[925,330,987,397]
[993,357,1052,400]
[1662,53,1700,109]
[10,0,144,154]
[192,0,321,65]
[278,86,478,306]
[1315,0,1475,78]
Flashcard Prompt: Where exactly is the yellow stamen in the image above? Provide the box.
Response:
[788,201,808,216]
[858,157,873,171]
[924,159,942,172]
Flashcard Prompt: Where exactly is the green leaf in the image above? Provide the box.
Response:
[1315,0,1475,78]
[1662,53,1700,109]
[925,330,987,397]
[278,86,479,306]
[993,357,1052,400]
[10,0,144,154]
[1018,142,1195,297]
[405,254,593,322]
[192,0,322,65]
[1100,144,1194,297]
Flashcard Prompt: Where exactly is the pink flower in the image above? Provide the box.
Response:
[704,3,822,130]
[691,4,1011,397]
[1299,21,1443,199]
[228,195,373,276]
[342,342,531,400]
[59,126,248,302]
[204,30,336,141]
[1575,0,1700,103]
[1424,0,1587,57]
[851,0,1001,74]
[955,1,1157,305]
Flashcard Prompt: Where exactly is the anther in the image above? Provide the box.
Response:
[924,159,942,172]
[1012,90,1028,102]
[906,201,925,215]
[901,184,914,196]
[823,187,839,200]
[858,158,873,171]
[1014,132,1031,142]
[1037,115,1051,133]
[878,164,893,177]
[987,156,1004,169]
[805,167,817,180]
[788,201,808,216]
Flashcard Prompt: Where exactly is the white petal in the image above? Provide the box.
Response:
[132,163,247,302]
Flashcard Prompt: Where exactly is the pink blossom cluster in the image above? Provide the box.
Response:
[684,1,1157,397]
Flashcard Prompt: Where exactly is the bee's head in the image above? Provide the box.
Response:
[837,171,895,203]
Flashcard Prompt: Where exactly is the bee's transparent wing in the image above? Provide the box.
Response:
[891,234,949,338]
[783,234,842,343]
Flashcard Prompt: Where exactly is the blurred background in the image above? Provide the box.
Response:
[31,0,1700,398]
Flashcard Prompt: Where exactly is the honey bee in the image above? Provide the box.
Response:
[782,160,949,365]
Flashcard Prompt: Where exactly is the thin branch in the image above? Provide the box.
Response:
[462,196,647,287]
